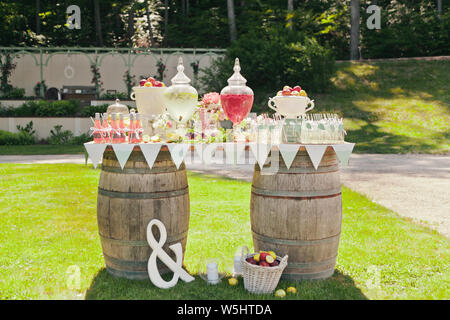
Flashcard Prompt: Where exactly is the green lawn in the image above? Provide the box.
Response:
[0,144,85,155]
[0,164,448,300]
[317,59,450,154]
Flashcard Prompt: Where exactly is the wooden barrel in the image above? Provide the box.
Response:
[97,146,190,280]
[250,147,342,280]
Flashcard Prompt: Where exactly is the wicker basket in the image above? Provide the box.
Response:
[241,246,288,294]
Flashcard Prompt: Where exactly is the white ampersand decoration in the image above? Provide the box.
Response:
[147,219,195,289]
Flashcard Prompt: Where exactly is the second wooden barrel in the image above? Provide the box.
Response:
[97,146,190,280]
[250,147,342,280]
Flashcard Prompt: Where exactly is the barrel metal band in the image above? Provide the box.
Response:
[252,231,340,246]
[104,253,148,268]
[251,186,341,199]
[106,266,171,280]
[101,165,184,174]
[104,253,173,270]
[98,186,188,199]
[99,230,188,247]
[257,165,338,174]
[285,256,337,269]
[106,267,149,280]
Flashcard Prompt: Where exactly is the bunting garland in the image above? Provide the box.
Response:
[84,142,355,171]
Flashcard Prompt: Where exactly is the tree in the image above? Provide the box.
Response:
[227,0,237,42]
[144,0,155,47]
[36,0,40,34]
[437,0,442,20]
[127,1,135,47]
[164,0,169,46]
[94,0,103,46]
[287,0,294,30]
[350,0,360,60]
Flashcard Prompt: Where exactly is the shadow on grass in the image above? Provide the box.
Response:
[346,123,448,154]
[85,268,367,300]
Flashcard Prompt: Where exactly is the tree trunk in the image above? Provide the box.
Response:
[36,0,41,34]
[350,0,360,60]
[437,0,442,21]
[145,0,156,47]
[127,2,135,46]
[94,0,103,46]
[227,0,237,42]
[164,0,169,47]
[287,0,294,30]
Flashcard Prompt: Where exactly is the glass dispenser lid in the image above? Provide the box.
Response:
[171,57,191,85]
[227,58,247,86]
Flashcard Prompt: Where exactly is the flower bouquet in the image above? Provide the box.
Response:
[197,92,227,131]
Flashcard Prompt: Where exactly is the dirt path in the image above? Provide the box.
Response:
[1,153,449,237]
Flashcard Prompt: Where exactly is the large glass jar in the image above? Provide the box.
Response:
[163,57,198,124]
[220,58,254,126]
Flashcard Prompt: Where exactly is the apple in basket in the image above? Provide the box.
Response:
[246,250,281,267]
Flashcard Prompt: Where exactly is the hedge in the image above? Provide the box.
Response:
[0,100,134,117]
[0,130,35,145]
[0,100,80,117]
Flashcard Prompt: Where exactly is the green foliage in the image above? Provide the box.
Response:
[99,92,129,100]
[80,103,132,117]
[16,121,35,137]
[0,0,448,60]
[200,31,335,112]
[123,70,136,97]
[361,0,450,58]
[0,100,81,117]
[48,125,90,145]
[3,88,26,99]
[49,125,73,145]
[79,104,109,117]
[0,52,16,95]
[35,100,80,117]
[0,0,130,47]
[1,101,39,117]
[90,63,103,99]
[0,129,34,145]
[155,59,166,82]
[33,81,47,98]
[68,133,92,145]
